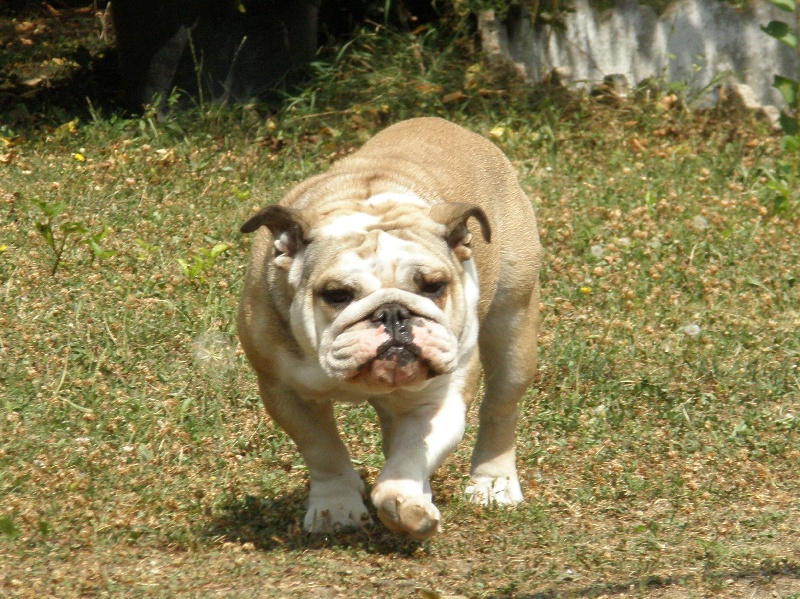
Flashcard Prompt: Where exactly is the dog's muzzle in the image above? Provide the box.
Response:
[319,289,460,388]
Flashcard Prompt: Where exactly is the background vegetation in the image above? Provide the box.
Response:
[1,3,799,597]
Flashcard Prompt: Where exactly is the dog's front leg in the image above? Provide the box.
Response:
[258,379,372,533]
[370,389,467,540]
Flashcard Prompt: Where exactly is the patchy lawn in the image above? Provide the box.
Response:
[1,4,798,598]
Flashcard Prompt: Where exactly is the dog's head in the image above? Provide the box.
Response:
[241,194,490,392]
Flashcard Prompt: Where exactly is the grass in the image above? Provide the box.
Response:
[1,5,800,598]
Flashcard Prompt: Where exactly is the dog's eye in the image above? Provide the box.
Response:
[419,280,448,299]
[319,288,354,307]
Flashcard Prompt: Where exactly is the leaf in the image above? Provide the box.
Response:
[761,21,798,48]
[765,180,789,193]
[35,222,55,249]
[780,132,800,152]
[91,226,110,243]
[60,222,88,237]
[767,0,796,11]
[85,238,115,259]
[35,199,65,218]
[773,75,799,108]
[179,396,194,418]
[778,110,799,136]
[23,75,48,87]
[208,243,229,259]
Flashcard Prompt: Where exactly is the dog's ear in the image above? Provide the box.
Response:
[430,203,491,262]
[240,205,311,270]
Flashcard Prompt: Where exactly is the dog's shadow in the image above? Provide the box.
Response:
[203,490,424,555]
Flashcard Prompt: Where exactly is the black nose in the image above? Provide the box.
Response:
[371,303,412,344]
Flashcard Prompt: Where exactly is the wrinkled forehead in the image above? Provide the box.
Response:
[307,212,450,285]
[316,192,437,237]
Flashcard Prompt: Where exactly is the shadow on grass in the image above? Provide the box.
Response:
[203,490,425,557]
[484,562,800,599]
[0,41,126,133]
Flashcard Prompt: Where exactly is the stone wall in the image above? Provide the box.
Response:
[483,0,799,112]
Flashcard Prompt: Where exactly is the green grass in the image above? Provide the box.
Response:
[1,8,799,599]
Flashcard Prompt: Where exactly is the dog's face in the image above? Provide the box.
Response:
[241,197,491,392]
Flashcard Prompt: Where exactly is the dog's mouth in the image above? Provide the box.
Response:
[354,315,439,388]
[376,341,421,364]
[355,342,437,388]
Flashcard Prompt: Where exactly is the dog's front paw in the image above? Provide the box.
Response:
[304,495,373,533]
[374,493,442,540]
[465,475,523,506]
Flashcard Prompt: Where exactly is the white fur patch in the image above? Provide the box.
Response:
[463,259,480,315]
[375,231,412,275]
[459,258,481,347]
[319,212,380,236]
[422,382,468,467]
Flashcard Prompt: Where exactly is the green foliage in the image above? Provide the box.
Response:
[760,0,800,212]
[177,243,230,283]
[33,199,114,276]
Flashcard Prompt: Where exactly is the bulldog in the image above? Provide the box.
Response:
[238,117,541,539]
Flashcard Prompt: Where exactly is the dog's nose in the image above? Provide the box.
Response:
[371,303,413,344]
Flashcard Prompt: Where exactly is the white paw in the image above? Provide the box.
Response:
[303,495,373,533]
[465,475,523,506]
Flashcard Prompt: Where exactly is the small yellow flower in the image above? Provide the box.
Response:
[488,126,507,139]
[0,244,7,252]
[72,152,86,162]
[580,286,591,294]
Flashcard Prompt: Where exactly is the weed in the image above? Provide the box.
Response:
[33,199,114,275]
[177,242,230,283]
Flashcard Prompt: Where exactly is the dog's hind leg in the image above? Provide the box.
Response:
[466,285,540,505]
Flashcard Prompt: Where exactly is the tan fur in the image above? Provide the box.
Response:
[238,117,541,539]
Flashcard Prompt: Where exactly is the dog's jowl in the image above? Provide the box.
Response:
[238,117,541,539]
